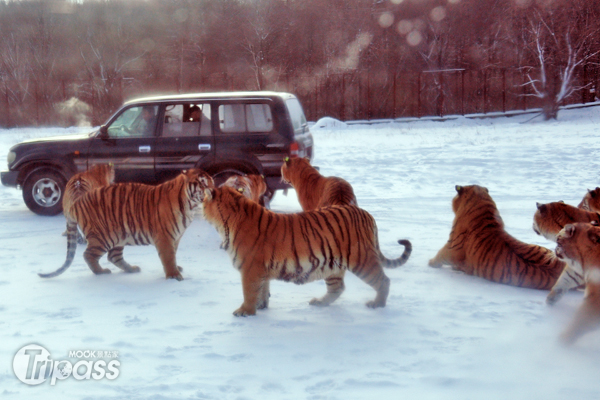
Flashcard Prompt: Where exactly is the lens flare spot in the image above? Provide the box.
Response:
[397,20,413,35]
[430,6,446,22]
[407,30,423,47]
[378,12,395,28]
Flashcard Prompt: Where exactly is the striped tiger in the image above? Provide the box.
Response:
[578,187,600,212]
[222,174,269,207]
[555,223,600,344]
[429,185,565,290]
[39,169,213,280]
[62,164,115,243]
[281,157,357,211]
[201,186,412,316]
[533,201,600,242]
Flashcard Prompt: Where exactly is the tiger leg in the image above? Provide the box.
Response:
[547,262,584,305]
[309,271,346,306]
[83,239,111,275]
[352,261,390,308]
[108,247,141,273]
[234,263,267,316]
[560,281,600,344]
[155,236,183,281]
[256,279,271,310]
[428,243,453,268]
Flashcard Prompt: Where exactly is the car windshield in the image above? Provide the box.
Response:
[107,105,159,138]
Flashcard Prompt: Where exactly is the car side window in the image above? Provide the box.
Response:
[107,105,159,138]
[218,103,273,133]
[162,103,212,137]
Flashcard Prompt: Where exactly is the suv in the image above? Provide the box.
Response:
[1,91,314,215]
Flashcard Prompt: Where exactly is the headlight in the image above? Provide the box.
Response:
[7,151,16,165]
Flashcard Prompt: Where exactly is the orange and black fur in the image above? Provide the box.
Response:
[222,174,269,207]
[202,186,412,316]
[39,169,213,280]
[281,157,357,211]
[555,223,600,344]
[578,187,600,212]
[533,201,600,242]
[429,185,565,289]
[62,164,115,243]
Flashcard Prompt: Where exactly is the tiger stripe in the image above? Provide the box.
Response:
[202,186,412,316]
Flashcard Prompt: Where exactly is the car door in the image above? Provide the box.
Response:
[87,105,159,184]
[213,100,284,177]
[153,102,215,183]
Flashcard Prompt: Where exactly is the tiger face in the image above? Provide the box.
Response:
[221,174,267,205]
[280,157,311,185]
[533,201,600,242]
[554,222,600,344]
[578,187,600,212]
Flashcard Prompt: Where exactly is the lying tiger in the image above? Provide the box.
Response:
[39,169,213,280]
[222,174,269,207]
[578,187,600,212]
[202,186,412,316]
[429,185,565,289]
[555,223,600,344]
[62,164,115,243]
[281,157,357,210]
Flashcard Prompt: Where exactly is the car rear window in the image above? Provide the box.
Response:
[285,98,307,131]
[218,103,273,133]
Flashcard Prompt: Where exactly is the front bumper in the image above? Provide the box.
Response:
[1,170,19,187]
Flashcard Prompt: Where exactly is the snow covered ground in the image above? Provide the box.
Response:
[1,107,600,399]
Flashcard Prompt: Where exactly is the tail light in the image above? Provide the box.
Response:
[290,141,300,158]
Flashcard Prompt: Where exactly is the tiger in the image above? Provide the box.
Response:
[281,157,357,211]
[38,169,213,280]
[532,201,600,242]
[578,187,600,212]
[222,174,269,207]
[428,185,565,290]
[554,222,600,344]
[62,164,115,244]
[201,185,412,316]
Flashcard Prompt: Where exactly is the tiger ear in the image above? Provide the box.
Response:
[455,185,463,194]
[588,229,600,244]
[591,189,598,198]
[558,200,565,204]
[536,203,547,214]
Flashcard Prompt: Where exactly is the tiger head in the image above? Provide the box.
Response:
[281,157,314,184]
[183,169,214,207]
[556,223,600,272]
[533,201,600,242]
[88,163,115,187]
[578,187,600,212]
[452,185,504,227]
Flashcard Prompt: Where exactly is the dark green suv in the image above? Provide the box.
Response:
[1,91,314,215]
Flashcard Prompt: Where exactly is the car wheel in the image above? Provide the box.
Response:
[23,169,66,216]
[211,168,251,188]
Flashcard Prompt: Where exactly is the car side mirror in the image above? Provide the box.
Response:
[99,125,108,139]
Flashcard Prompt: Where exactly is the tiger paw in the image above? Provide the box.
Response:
[233,306,256,317]
[309,297,330,307]
[126,266,141,273]
[365,300,386,309]
[546,289,565,305]
[177,266,184,272]
[428,259,442,268]
[95,268,112,275]
[166,272,184,281]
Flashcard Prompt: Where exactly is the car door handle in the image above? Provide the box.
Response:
[139,145,151,153]
[198,144,211,151]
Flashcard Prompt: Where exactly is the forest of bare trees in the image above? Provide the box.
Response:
[0,0,598,126]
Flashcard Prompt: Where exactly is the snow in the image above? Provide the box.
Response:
[1,107,600,399]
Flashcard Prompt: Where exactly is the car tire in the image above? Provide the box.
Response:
[23,169,66,216]
[211,167,253,188]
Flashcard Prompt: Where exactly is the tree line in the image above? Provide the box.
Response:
[0,0,598,126]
